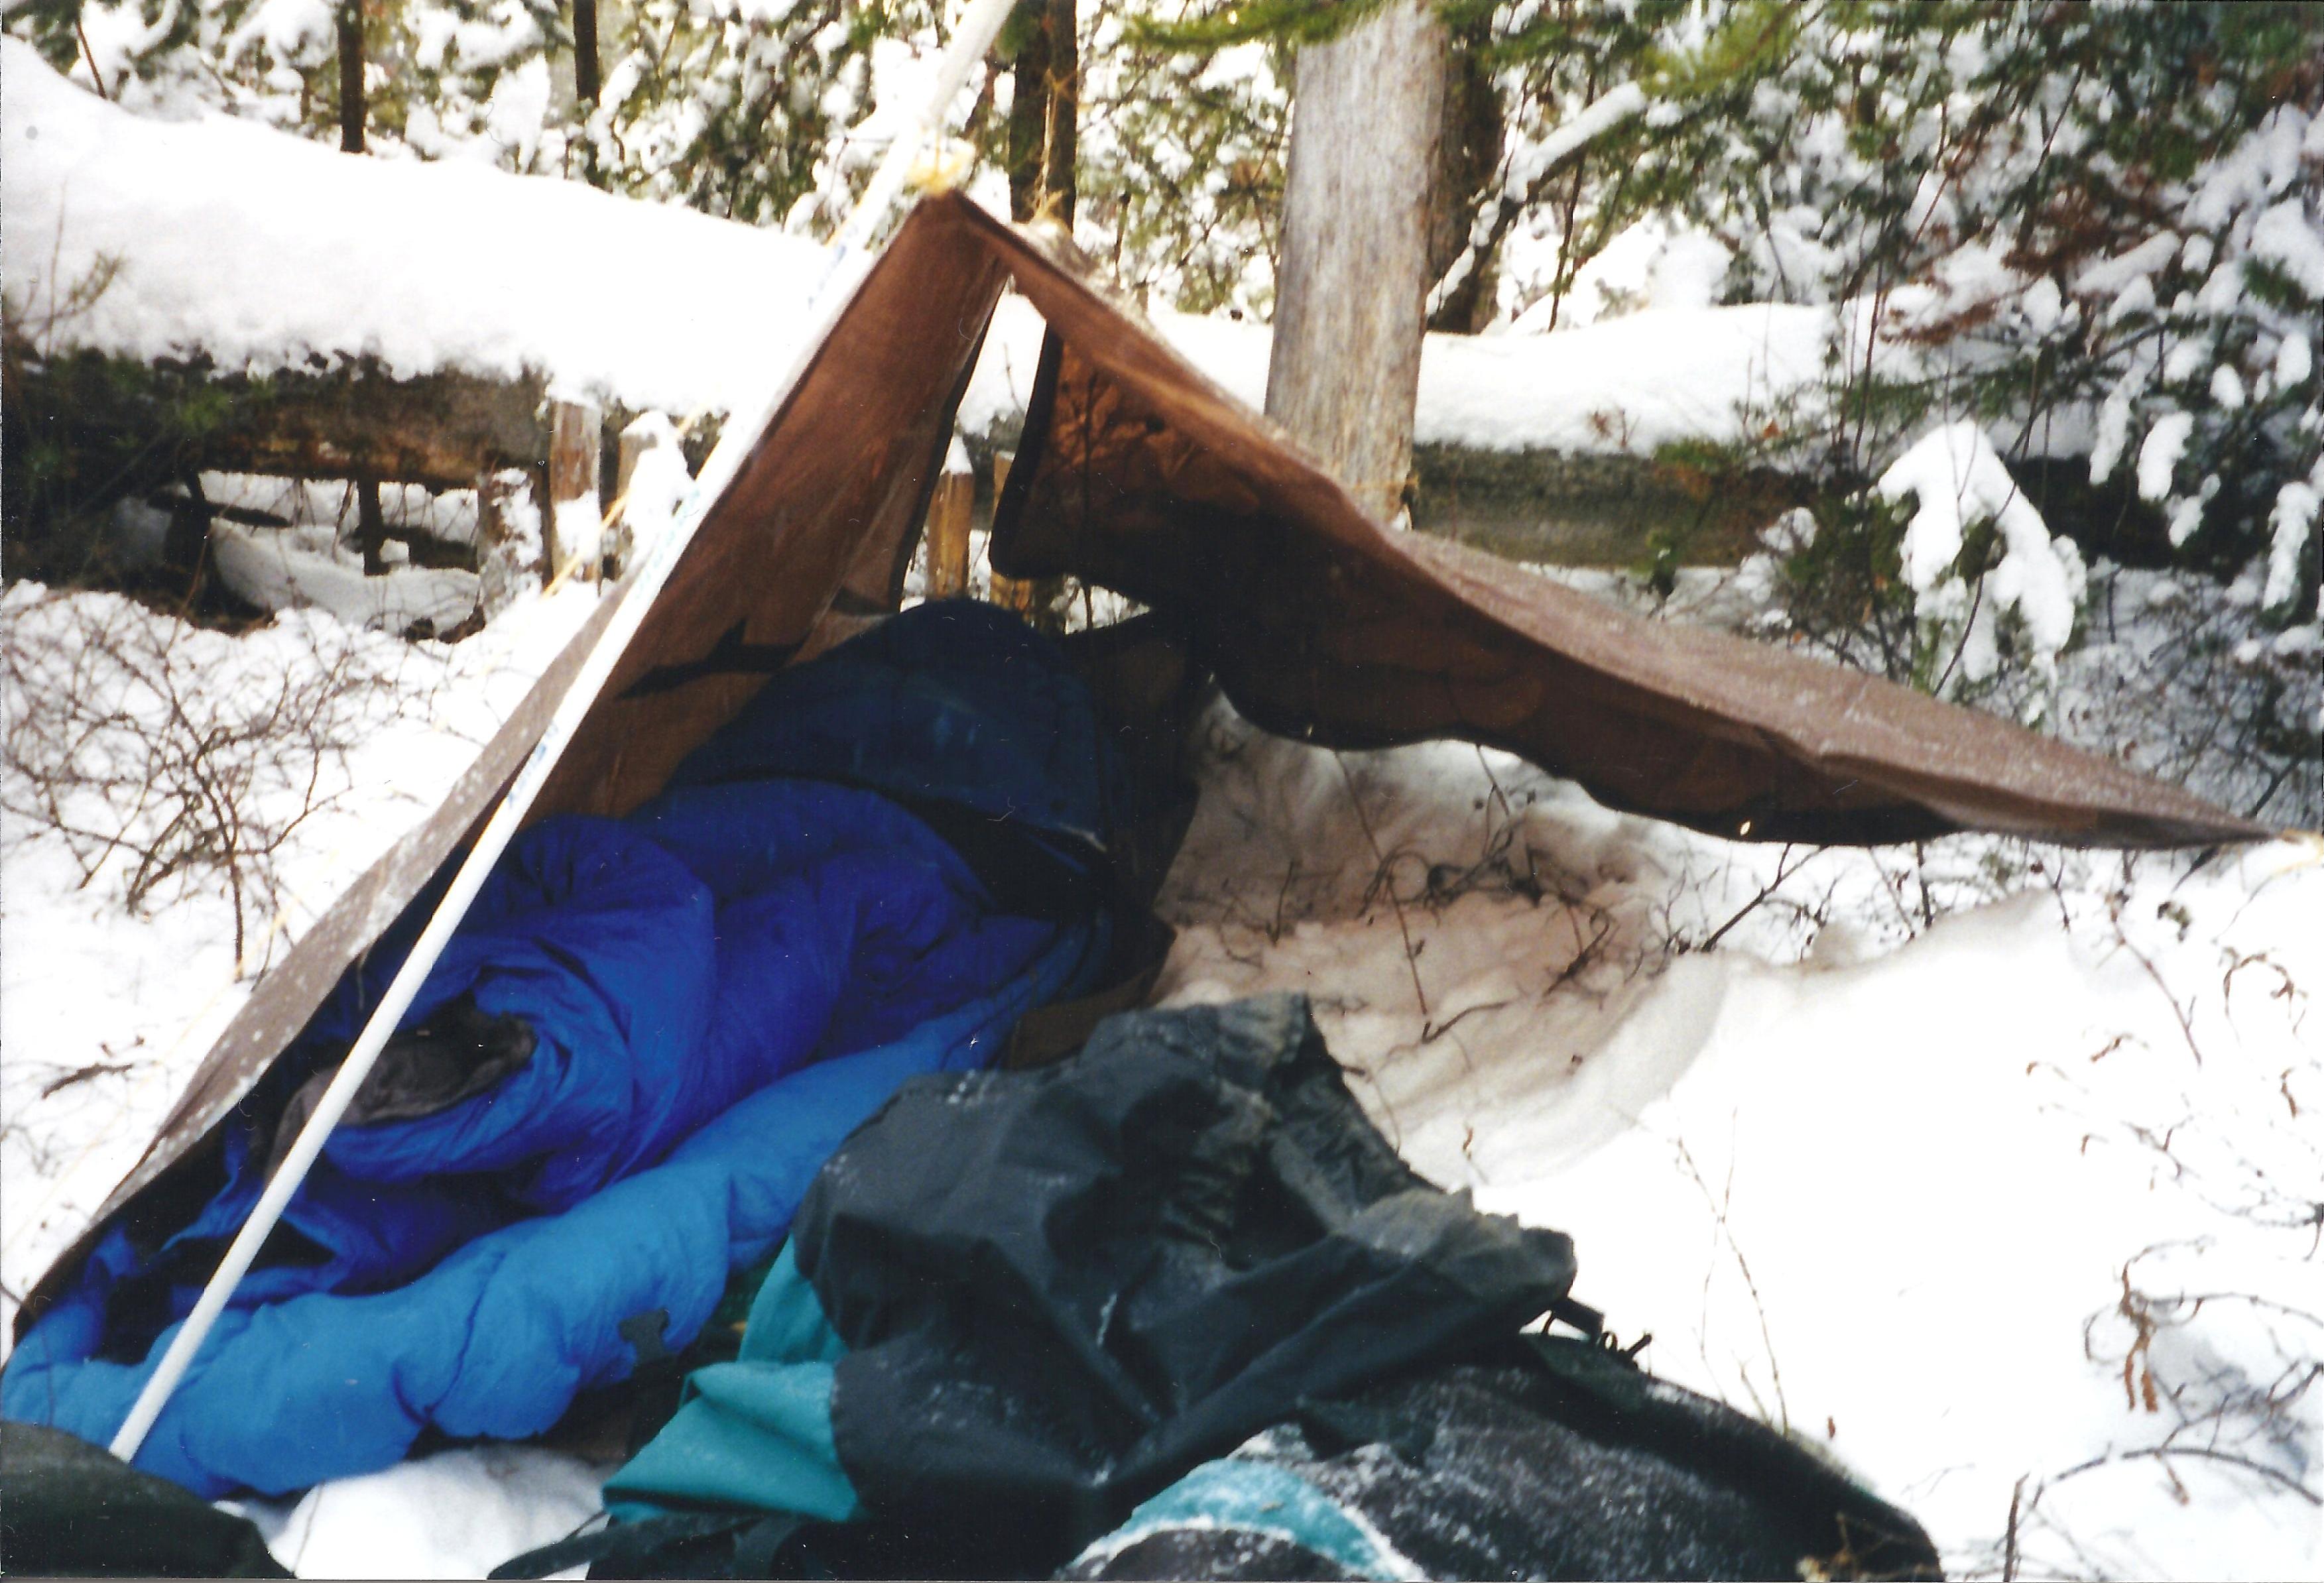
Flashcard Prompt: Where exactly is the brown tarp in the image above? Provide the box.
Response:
[18,192,2268,1327]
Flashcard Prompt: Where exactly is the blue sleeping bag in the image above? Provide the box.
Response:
[4,602,1125,1497]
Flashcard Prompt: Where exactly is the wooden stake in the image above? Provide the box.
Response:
[987,450,1030,612]
[546,398,603,579]
[926,469,974,599]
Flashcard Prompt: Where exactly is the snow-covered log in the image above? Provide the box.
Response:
[4,44,1831,569]
[7,349,557,494]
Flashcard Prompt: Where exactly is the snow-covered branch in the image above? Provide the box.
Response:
[1428,81,1647,321]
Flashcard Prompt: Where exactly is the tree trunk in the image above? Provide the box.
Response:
[1265,1,1448,524]
[336,1,365,154]
[1005,0,1077,225]
[573,0,601,105]
[353,478,387,572]
[1426,36,1505,335]
[997,0,1077,628]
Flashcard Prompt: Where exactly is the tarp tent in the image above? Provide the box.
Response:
[15,190,2271,1336]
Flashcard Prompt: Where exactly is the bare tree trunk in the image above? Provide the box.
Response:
[1426,36,1505,334]
[1005,0,1078,225]
[1264,1,1447,524]
[997,0,1077,629]
[336,1,365,154]
[572,0,601,105]
[353,478,387,572]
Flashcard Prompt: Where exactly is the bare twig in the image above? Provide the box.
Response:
[1672,1134,1790,1435]
[36,1061,135,1100]
[2113,924,2205,1066]
[1421,998,1514,1045]
[1697,843,1824,953]
[2002,1475,2027,1582]
[74,16,112,99]
[2051,1445,2320,1507]
[1,590,434,976]
[1334,750,1429,1023]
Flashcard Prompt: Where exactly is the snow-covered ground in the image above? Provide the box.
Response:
[1156,700,2324,1582]
[0,580,601,1322]
[5,565,2316,1578]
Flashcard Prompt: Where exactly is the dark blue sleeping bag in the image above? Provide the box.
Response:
[3,603,1125,1497]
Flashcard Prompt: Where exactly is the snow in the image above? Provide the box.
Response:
[225,0,336,71]
[7,47,1842,466]
[200,474,487,550]
[955,293,1054,439]
[1,39,829,419]
[2075,233,2181,297]
[1506,223,1662,331]
[1504,83,1649,204]
[1483,863,2323,1582]
[1501,216,1734,332]
[2276,330,2315,394]
[1104,297,1841,457]
[2138,412,2195,504]
[2252,199,2324,297]
[2268,464,2323,616]
[3,575,2315,1581]
[210,520,482,632]
[2091,390,2134,485]
[10,476,2308,1576]
[1647,229,1734,314]
[1432,82,1650,318]
[551,497,603,573]
[1154,694,2324,1582]
[1875,420,2087,677]
[614,412,695,566]
[0,551,2304,1553]
[946,257,1847,460]
[232,1446,605,1578]
[0,581,601,1332]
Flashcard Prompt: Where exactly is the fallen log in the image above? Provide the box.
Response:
[49,341,2179,587]
[9,345,558,494]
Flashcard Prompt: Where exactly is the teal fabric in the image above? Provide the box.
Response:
[605,1245,860,1523]
[1085,1458,1411,1581]
[737,1246,847,1366]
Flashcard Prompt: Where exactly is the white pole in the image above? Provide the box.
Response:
[107,0,1018,1466]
